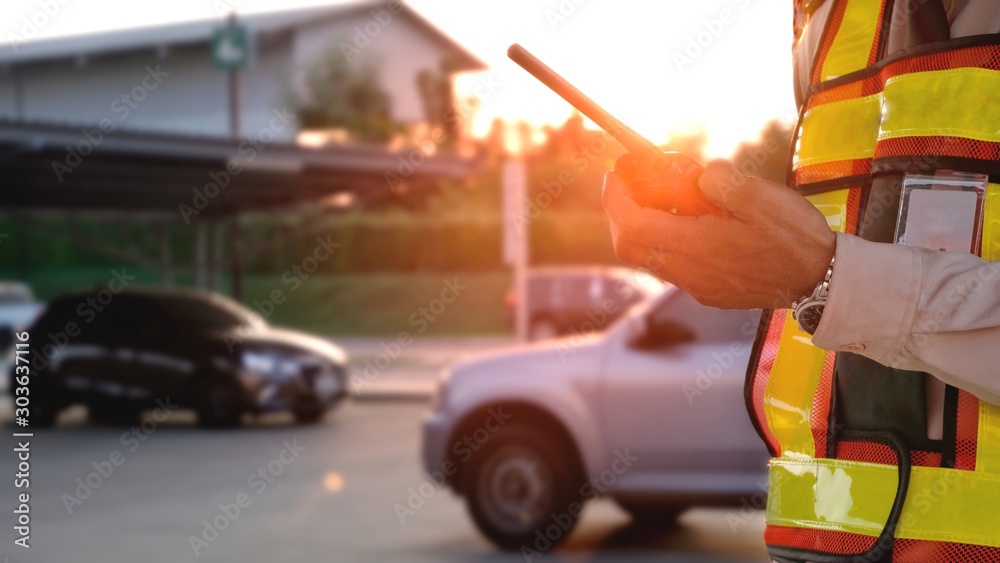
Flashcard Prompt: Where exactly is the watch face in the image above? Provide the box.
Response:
[797,302,825,335]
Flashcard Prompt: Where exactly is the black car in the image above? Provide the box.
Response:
[506,267,665,340]
[16,287,348,427]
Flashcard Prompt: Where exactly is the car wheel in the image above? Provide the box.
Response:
[529,318,560,341]
[196,377,244,428]
[293,403,326,425]
[463,425,581,551]
[26,379,60,427]
[89,403,142,426]
[615,499,685,526]
[30,397,60,427]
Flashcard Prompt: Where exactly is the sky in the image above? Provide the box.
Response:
[0,0,798,158]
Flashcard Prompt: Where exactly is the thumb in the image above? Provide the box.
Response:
[697,159,758,218]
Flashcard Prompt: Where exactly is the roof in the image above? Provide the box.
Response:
[0,1,487,71]
[0,119,480,216]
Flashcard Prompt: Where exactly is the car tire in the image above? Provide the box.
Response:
[29,397,60,427]
[195,377,244,428]
[89,403,142,426]
[463,425,581,551]
[25,378,60,427]
[293,403,326,425]
[615,499,685,526]
[529,318,560,341]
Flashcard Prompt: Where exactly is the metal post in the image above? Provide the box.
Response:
[229,215,244,301]
[228,13,241,140]
[195,222,207,289]
[159,223,172,287]
[210,221,225,291]
[503,160,529,342]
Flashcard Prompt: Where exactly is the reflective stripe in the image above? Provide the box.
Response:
[977,184,1000,474]
[820,0,883,81]
[796,94,881,169]
[764,312,828,458]
[768,458,1000,547]
[798,67,1000,171]
[979,401,1000,474]
[880,69,1000,143]
[807,189,852,232]
[762,190,852,459]
[982,183,1000,262]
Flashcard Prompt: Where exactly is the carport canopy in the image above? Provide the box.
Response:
[0,119,481,296]
[0,119,478,219]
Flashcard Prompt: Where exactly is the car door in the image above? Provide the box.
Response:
[68,294,136,403]
[600,290,766,480]
[117,297,194,401]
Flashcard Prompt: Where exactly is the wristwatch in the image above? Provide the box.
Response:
[791,255,835,335]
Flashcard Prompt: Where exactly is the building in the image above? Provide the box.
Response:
[0,1,486,140]
[0,1,487,295]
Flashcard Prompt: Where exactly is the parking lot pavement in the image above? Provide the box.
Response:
[0,400,768,563]
[337,336,516,400]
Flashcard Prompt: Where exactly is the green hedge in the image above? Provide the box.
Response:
[0,212,619,276]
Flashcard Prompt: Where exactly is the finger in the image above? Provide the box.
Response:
[613,153,640,179]
[609,236,683,281]
[602,171,696,250]
[697,159,756,218]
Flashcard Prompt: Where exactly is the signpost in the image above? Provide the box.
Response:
[212,15,249,139]
[503,159,529,342]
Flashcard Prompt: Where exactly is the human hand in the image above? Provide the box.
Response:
[602,159,836,309]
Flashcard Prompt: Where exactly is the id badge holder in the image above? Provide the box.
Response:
[893,170,987,441]
[894,171,988,255]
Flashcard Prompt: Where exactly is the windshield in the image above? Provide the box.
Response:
[158,293,267,331]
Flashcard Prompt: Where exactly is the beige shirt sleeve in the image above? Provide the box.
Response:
[812,232,1000,405]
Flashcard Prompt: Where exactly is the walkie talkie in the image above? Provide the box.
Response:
[507,43,715,216]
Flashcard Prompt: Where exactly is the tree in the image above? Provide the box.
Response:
[416,57,462,150]
[730,119,794,183]
[296,45,399,143]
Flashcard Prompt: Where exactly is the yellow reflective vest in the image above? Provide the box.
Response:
[747,1,1000,561]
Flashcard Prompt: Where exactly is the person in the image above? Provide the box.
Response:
[602,1,1000,561]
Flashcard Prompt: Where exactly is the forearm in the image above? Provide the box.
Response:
[812,233,1000,405]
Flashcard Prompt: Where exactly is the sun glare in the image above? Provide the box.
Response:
[440,0,798,159]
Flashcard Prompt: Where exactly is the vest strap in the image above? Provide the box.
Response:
[768,456,1000,547]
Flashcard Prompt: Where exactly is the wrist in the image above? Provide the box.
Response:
[788,229,836,306]
[792,249,836,335]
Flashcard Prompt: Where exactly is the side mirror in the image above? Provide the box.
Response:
[631,316,695,350]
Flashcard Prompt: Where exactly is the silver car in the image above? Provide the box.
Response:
[422,286,769,550]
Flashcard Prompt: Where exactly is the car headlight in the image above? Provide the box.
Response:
[242,351,301,380]
[430,368,452,411]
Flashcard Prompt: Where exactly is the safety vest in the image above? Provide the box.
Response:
[746,1,1000,561]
